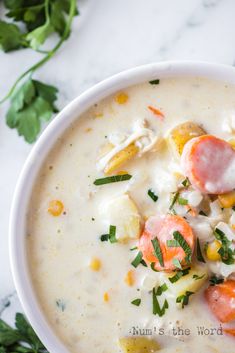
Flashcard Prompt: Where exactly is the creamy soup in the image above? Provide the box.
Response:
[27,77,235,353]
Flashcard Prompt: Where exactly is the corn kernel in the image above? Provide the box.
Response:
[104,143,139,175]
[115,92,129,104]
[218,191,235,208]
[124,270,135,286]
[103,292,109,302]
[228,139,235,149]
[206,240,221,261]
[94,112,103,119]
[48,200,64,217]
[90,257,101,271]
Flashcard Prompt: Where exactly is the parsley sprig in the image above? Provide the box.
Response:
[0,0,77,143]
[0,312,48,352]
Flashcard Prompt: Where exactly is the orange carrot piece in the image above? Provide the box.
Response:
[138,214,195,271]
[205,280,235,323]
[148,105,165,120]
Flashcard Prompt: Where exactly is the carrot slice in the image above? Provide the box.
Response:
[205,280,235,323]
[138,214,195,271]
[224,328,235,337]
[148,106,165,120]
[181,135,235,194]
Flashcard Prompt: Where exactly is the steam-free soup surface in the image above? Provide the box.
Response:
[27,77,235,353]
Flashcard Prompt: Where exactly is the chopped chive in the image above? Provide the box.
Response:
[169,191,179,211]
[100,234,109,242]
[152,287,168,317]
[149,79,160,85]
[130,246,138,251]
[56,299,66,312]
[156,283,168,296]
[214,227,234,265]
[173,231,192,263]
[131,251,143,268]
[199,210,207,216]
[178,197,188,205]
[209,275,224,286]
[172,258,182,269]
[166,239,180,247]
[131,298,141,306]
[176,291,194,308]
[147,189,158,202]
[109,225,117,243]
[169,267,190,283]
[193,274,205,281]
[150,262,159,272]
[94,174,132,185]
[196,238,206,263]
[182,178,190,187]
[140,259,148,267]
[151,237,164,267]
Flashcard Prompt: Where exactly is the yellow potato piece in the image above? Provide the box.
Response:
[119,337,160,353]
[104,143,139,175]
[165,266,208,299]
[206,240,221,261]
[218,191,235,208]
[168,121,206,155]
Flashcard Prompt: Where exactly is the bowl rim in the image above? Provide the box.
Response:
[9,60,235,353]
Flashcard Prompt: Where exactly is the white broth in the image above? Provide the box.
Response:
[27,77,235,353]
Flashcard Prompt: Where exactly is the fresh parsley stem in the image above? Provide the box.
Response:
[0,0,76,104]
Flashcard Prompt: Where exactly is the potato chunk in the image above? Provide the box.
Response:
[103,194,141,241]
[164,266,208,299]
[168,121,206,155]
[218,191,235,208]
[104,143,139,175]
[119,337,160,353]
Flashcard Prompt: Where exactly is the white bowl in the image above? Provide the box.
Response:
[9,61,235,353]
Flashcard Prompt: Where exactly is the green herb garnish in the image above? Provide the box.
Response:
[196,238,206,263]
[150,262,159,272]
[193,274,205,280]
[147,189,158,202]
[149,79,160,85]
[109,225,117,243]
[130,246,138,251]
[100,225,117,243]
[152,287,168,317]
[155,283,168,295]
[169,268,190,283]
[178,197,188,205]
[173,231,192,263]
[172,258,182,269]
[56,299,66,312]
[199,210,207,216]
[214,228,234,265]
[94,174,132,185]
[0,313,48,352]
[176,291,194,308]
[166,239,180,247]
[182,178,190,187]
[0,0,78,143]
[151,237,164,267]
[209,275,224,286]
[131,251,144,268]
[169,191,179,211]
[131,298,141,306]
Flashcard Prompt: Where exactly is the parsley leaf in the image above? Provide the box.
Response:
[147,189,158,202]
[214,227,234,265]
[176,291,194,308]
[0,20,24,52]
[94,174,132,185]
[152,287,169,317]
[196,238,206,263]
[0,312,48,352]
[209,275,224,286]
[151,237,164,267]
[6,78,58,143]
[173,231,192,264]
[131,298,141,306]
[169,267,190,283]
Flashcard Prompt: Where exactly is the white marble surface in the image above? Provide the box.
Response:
[1,0,235,326]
